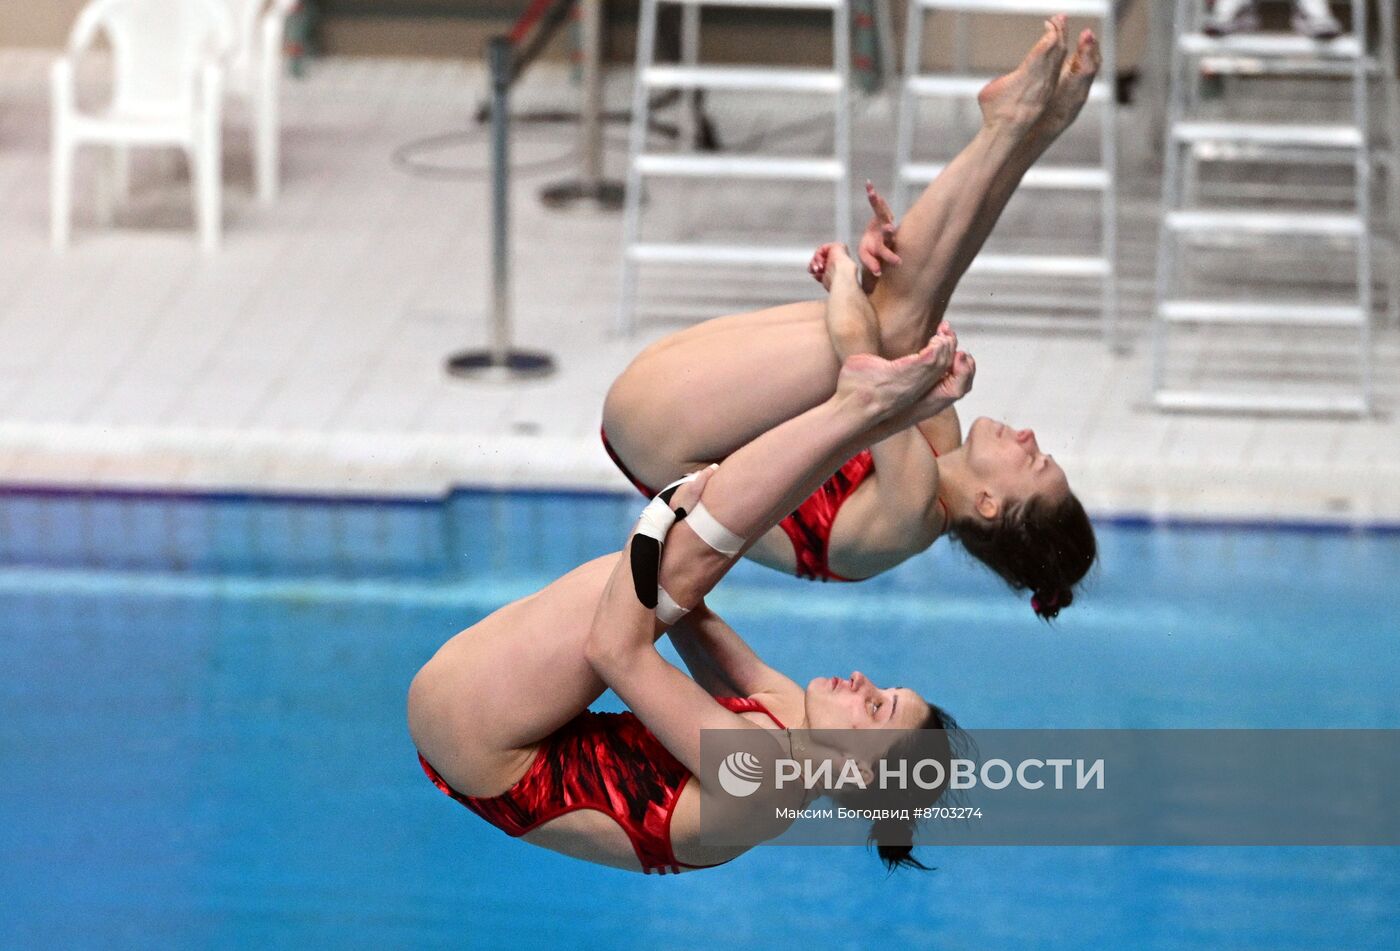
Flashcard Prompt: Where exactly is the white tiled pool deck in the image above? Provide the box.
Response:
[1,50,1397,523]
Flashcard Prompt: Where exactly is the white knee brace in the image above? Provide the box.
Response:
[630,467,747,626]
[631,473,695,625]
[682,502,746,557]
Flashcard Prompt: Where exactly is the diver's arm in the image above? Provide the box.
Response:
[667,609,740,697]
[668,604,797,699]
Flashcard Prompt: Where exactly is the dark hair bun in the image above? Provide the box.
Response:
[1031,587,1073,621]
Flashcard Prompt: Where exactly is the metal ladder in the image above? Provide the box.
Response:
[1152,0,1399,416]
[616,0,853,334]
[892,0,1119,343]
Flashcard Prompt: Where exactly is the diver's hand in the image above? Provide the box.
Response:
[858,181,900,292]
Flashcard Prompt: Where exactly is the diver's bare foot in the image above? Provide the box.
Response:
[824,245,861,296]
[819,243,883,359]
[977,15,1068,135]
[1028,28,1101,147]
[835,330,957,420]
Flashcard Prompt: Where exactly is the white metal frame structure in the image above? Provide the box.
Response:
[1152,0,1397,416]
[892,0,1119,344]
[51,0,233,252]
[617,0,853,335]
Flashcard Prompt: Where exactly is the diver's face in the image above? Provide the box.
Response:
[804,671,930,734]
[963,417,1070,517]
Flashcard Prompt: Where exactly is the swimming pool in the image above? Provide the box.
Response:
[2,488,1398,949]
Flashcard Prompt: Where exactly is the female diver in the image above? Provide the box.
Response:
[602,16,1099,618]
[410,252,970,874]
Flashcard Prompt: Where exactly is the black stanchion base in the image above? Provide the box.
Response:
[446,349,557,382]
[539,179,626,211]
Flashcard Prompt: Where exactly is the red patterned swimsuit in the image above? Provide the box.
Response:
[419,696,785,875]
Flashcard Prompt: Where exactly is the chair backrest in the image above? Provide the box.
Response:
[71,0,232,115]
[221,0,266,71]
[218,0,301,82]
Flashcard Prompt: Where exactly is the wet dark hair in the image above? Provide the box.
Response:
[950,491,1096,620]
[832,703,965,874]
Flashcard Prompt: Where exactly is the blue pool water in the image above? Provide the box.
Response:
[2,489,1398,949]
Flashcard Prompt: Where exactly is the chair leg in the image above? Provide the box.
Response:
[195,141,221,252]
[195,64,224,251]
[255,87,279,204]
[257,15,284,204]
[51,136,73,250]
[50,59,74,250]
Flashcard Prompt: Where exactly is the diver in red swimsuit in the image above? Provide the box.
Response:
[419,696,787,874]
[601,18,1099,618]
[410,287,970,874]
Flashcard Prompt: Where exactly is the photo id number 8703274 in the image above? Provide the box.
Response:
[915,806,982,820]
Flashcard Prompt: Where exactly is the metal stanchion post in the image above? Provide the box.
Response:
[448,36,556,381]
[540,0,625,209]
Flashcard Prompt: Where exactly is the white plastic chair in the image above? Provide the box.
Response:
[51,0,233,251]
[223,0,298,204]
